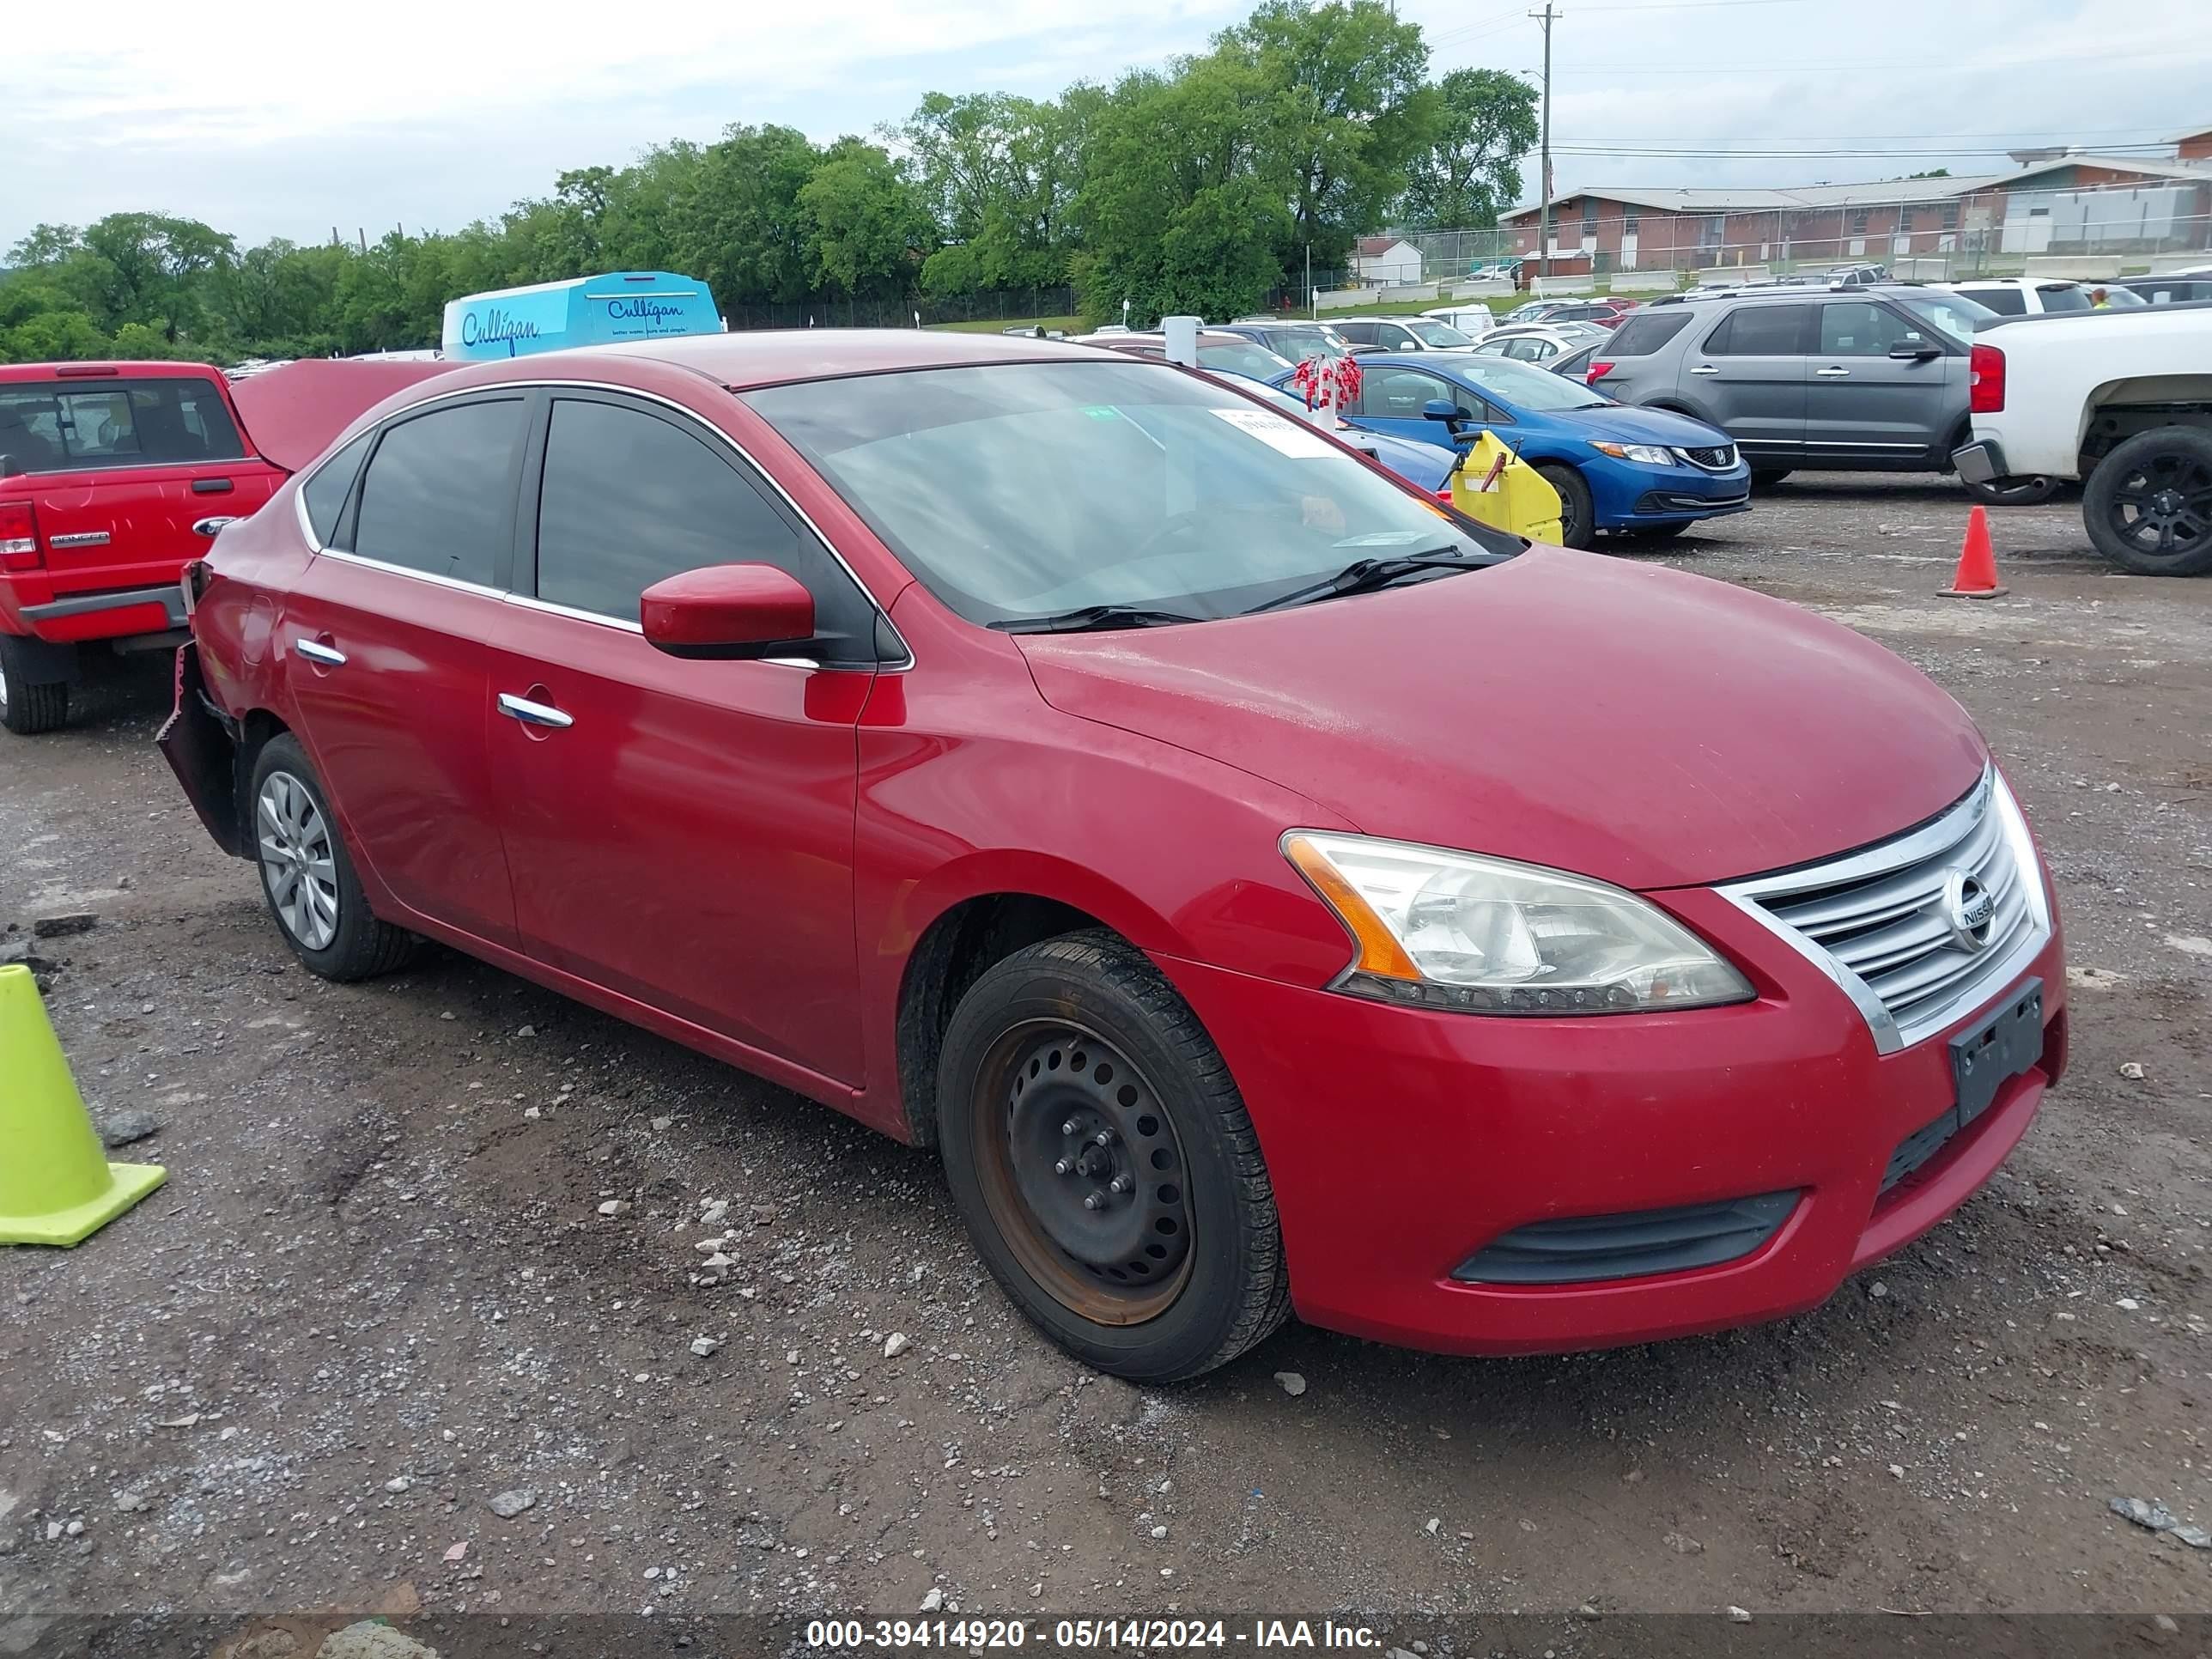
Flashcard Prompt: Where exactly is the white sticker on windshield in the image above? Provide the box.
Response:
[1209,406,1337,458]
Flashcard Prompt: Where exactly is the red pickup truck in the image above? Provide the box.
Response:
[0,357,453,735]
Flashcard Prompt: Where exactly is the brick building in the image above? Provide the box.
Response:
[1496,130,2212,273]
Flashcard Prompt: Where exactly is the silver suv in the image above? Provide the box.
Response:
[1587,286,1997,491]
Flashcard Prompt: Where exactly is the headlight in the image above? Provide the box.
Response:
[1589,441,1675,465]
[1283,832,1754,1015]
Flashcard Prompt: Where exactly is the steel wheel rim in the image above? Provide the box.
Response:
[257,771,339,951]
[2110,455,2212,559]
[972,1018,1195,1327]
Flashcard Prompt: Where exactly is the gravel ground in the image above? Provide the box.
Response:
[2,474,2209,1651]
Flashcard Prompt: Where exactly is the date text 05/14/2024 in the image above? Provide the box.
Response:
[805,1618,1383,1649]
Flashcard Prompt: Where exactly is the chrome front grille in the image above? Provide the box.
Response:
[1717,768,2051,1054]
[1677,443,1739,471]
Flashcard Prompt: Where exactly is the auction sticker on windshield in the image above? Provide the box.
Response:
[1210,406,1336,457]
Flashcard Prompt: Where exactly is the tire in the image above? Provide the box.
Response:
[1619,521,1690,541]
[2082,427,2212,576]
[248,734,416,981]
[1534,464,1595,549]
[937,930,1290,1382]
[1749,468,1793,489]
[1961,472,2060,507]
[0,634,70,735]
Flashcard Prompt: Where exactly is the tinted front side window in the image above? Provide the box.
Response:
[535,398,804,622]
[352,399,526,586]
[1331,322,1380,344]
[0,377,245,474]
[1704,303,1812,356]
[301,431,374,546]
[1818,301,1919,357]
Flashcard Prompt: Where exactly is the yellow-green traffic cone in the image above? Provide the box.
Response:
[0,963,165,1245]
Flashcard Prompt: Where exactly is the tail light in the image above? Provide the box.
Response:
[0,501,40,570]
[1969,342,2006,414]
[1585,359,1615,386]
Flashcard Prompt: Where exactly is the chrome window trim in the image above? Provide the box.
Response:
[315,544,507,600]
[1712,766,2051,1055]
[289,378,914,672]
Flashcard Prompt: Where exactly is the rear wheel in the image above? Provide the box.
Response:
[1749,468,1793,489]
[937,931,1289,1382]
[249,734,417,980]
[1534,464,1595,549]
[0,635,70,735]
[2083,427,2212,575]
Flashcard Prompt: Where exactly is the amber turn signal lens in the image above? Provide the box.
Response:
[1283,833,1421,981]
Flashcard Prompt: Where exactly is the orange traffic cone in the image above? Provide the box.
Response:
[1940,505,2008,599]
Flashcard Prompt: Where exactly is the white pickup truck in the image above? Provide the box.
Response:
[1951,301,2212,574]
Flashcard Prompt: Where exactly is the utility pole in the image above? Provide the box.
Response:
[1531,3,1558,288]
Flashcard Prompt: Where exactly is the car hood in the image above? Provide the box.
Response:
[1016,547,1984,890]
[1541,401,1735,448]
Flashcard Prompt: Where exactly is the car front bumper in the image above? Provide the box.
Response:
[1590,462,1754,526]
[1155,884,2065,1357]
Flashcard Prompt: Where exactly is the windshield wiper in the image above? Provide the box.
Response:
[992,604,1204,635]
[1244,550,1481,615]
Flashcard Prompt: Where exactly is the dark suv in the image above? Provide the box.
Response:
[1581,287,2006,492]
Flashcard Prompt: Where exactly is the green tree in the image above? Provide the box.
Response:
[669,124,821,306]
[1073,55,1295,325]
[1398,67,1539,228]
[1214,0,1437,269]
[800,139,931,300]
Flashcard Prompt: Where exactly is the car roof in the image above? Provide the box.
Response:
[559,327,1105,390]
[1940,277,2082,289]
[0,360,227,384]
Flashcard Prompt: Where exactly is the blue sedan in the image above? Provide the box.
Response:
[1303,353,1752,548]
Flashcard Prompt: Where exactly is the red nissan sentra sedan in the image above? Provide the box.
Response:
[161,331,2066,1381]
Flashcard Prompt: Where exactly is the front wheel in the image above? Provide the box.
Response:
[2083,427,2212,575]
[1534,464,1595,549]
[937,931,1290,1382]
[249,734,417,980]
[0,635,70,735]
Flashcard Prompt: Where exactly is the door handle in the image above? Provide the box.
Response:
[191,477,235,495]
[295,638,347,667]
[1815,367,1852,377]
[497,692,573,730]
[1690,364,1719,375]
[192,515,241,537]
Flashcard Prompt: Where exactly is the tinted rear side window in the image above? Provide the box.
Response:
[2037,284,2092,313]
[0,376,245,473]
[534,398,810,623]
[1972,289,2026,316]
[1703,303,1812,356]
[1604,311,1694,356]
[353,399,526,586]
[301,431,373,546]
[1332,322,1379,343]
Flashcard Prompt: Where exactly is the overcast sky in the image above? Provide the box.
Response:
[5,0,2209,251]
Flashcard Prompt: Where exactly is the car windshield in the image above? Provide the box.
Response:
[1197,340,1296,380]
[1447,355,1611,410]
[1404,319,1474,348]
[1264,326,1346,361]
[747,362,1508,627]
[1893,291,1999,342]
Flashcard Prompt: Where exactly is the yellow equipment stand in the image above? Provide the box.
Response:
[0,963,166,1245]
[1449,429,1565,544]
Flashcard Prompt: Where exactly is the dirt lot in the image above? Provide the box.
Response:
[3,476,2209,1652]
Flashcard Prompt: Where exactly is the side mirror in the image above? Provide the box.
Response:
[641,563,817,661]
[1890,341,1942,361]
[1421,398,1462,422]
